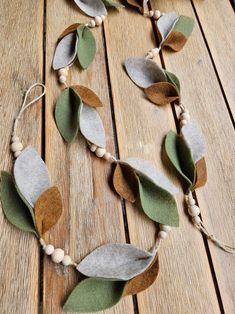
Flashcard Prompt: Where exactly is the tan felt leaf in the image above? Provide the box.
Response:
[163,31,187,52]
[193,158,207,190]
[144,82,180,106]
[59,23,81,40]
[35,186,63,235]
[123,255,159,296]
[113,163,138,203]
[72,85,103,107]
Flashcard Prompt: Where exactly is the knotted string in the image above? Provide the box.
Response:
[12,83,46,136]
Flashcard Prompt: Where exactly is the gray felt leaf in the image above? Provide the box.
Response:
[52,32,78,70]
[125,158,178,195]
[74,0,107,17]
[77,243,155,280]
[125,57,167,88]
[79,103,106,148]
[14,146,51,207]
[157,11,178,43]
[181,121,206,162]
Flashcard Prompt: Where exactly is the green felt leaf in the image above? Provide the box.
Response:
[63,278,126,312]
[15,184,35,224]
[138,175,179,227]
[173,15,194,38]
[77,25,96,69]
[164,70,180,93]
[165,131,196,191]
[1,171,37,236]
[55,87,82,143]
[102,0,124,7]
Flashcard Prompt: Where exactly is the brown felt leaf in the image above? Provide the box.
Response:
[123,255,159,296]
[163,31,187,52]
[72,85,103,107]
[126,0,143,11]
[193,158,207,190]
[59,23,81,39]
[113,163,138,203]
[144,82,180,106]
[35,186,63,235]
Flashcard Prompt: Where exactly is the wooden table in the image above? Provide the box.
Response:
[0,1,234,313]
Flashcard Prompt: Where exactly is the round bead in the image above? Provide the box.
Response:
[95,148,106,158]
[182,109,189,114]
[14,151,22,158]
[160,224,171,233]
[188,198,196,206]
[58,68,68,77]
[89,20,96,28]
[45,244,55,255]
[188,205,200,217]
[149,10,154,17]
[11,136,19,143]
[62,255,72,266]
[154,10,161,19]
[103,152,112,161]
[59,75,67,84]
[95,16,103,26]
[180,119,188,126]
[101,15,106,21]
[158,230,168,239]
[11,142,23,152]
[147,51,154,59]
[180,112,190,121]
[90,144,97,152]
[151,48,160,56]
[51,248,64,263]
[192,216,201,225]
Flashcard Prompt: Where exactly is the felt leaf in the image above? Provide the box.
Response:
[79,103,106,147]
[77,25,96,69]
[124,158,178,195]
[72,85,103,107]
[55,87,82,143]
[52,32,78,70]
[77,243,155,280]
[157,11,178,42]
[102,0,124,8]
[193,158,207,190]
[164,70,180,93]
[14,146,51,207]
[63,278,126,312]
[59,23,81,40]
[144,82,180,105]
[181,120,206,162]
[126,0,148,11]
[124,255,159,296]
[1,171,37,235]
[113,163,138,203]
[74,0,107,17]
[138,175,179,227]
[125,57,167,88]
[35,187,63,235]
[165,131,196,190]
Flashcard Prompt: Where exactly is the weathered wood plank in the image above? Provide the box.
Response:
[0,1,43,313]
[44,1,134,313]
[104,4,220,314]
[153,0,235,313]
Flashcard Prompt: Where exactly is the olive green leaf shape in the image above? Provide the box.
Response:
[138,174,179,227]
[102,0,124,7]
[63,278,126,312]
[55,87,82,143]
[77,25,96,69]
[173,15,194,39]
[164,70,180,93]
[1,171,38,236]
[165,131,196,191]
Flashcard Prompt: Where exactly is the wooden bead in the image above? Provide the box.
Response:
[51,248,64,263]
[62,255,72,266]
[180,119,188,126]
[158,230,168,239]
[188,198,196,206]
[103,152,112,161]
[11,136,19,143]
[151,48,159,56]
[95,16,103,26]
[11,142,23,152]
[154,10,161,19]
[181,112,190,121]
[89,20,96,28]
[14,151,22,158]
[95,147,106,158]
[45,244,54,255]
[58,68,68,77]
[149,10,154,17]
[101,15,106,21]
[147,51,154,59]
[90,144,97,152]
[192,216,201,225]
[160,224,171,233]
[59,75,66,84]
[188,205,200,217]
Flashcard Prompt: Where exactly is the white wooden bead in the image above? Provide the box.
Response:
[101,15,106,21]
[154,10,161,19]
[89,20,96,28]
[147,51,154,59]
[59,75,67,84]
[187,192,194,201]
[180,112,190,121]
[95,16,103,26]
[45,244,55,255]
[11,142,23,152]
[188,198,196,206]
[11,136,19,143]
[149,10,154,17]
[58,68,68,77]
[51,248,64,263]
[103,152,112,161]
[95,147,106,158]
[90,144,97,152]
[192,216,201,225]
[180,119,188,126]
[151,48,160,56]
[158,230,168,239]
[62,255,72,266]
[14,151,22,158]
[188,205,200,217]
[160,224,171,233]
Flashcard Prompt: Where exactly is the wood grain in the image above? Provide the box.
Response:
[0,1,43,313]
